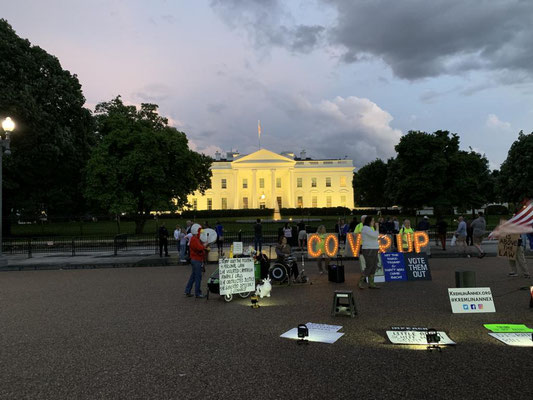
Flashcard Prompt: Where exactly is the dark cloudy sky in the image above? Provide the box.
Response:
[3,0,533,169]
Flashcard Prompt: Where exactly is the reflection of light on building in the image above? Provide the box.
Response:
[187,148,355,210]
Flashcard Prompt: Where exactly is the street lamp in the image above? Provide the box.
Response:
[0,117,15,267]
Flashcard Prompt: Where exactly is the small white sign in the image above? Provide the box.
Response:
[488,333,533,347]
[280,328,344,344]
[305,323,343,332]
[448,287,496,313]
[232,241,243,255]
[386,330,456,345]
[219,258,255,295]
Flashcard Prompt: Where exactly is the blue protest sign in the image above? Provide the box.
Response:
[381,252,408,282]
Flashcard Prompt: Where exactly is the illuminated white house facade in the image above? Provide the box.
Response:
[188,149,355,210]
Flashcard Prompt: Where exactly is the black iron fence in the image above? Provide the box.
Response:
[2,229,288,257]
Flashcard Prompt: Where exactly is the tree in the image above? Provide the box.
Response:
[353,159,390,206]
[0,19,95,230]
[498,131,533,202]
[84,97,212,234]
[385,130,491,212]
[386,130,459,209]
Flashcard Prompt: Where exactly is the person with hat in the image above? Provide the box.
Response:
[185,224,209,298]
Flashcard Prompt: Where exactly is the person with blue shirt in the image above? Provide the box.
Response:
[215,221,224,257]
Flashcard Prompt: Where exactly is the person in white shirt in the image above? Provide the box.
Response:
[173,225,181,252]
[358,216,381,290]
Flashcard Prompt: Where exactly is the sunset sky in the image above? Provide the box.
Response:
[3,0,533,169]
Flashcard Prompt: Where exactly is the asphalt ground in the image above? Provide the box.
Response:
[1,256,532,399]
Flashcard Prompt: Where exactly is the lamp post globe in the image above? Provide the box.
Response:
[2,117,15,132]
[1,116,15,267]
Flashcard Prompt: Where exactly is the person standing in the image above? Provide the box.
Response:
[508,233,531,278]
[316,225,330,274]
[215,221,224,257]
[454,216,468,256]
[436,217,448,250]
[471,212,486,258]
[185,224,208,298]
[399,219,415,252]
[466,218,474,246]
[283,222,293,242]
[254,218,263,254]
[358,216,381,289]
[158,222,170,257]
[173,225,183,254]
[298,220,307,249]
[179,228,187,262]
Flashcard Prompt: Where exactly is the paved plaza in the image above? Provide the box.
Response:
[1,255,532,399]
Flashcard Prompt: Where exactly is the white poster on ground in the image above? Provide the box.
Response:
[488,333,533,347]
[305,323,343,332]
[448,287,496,313]
[219,258,255,295]
[386,330,456,345]
[280,328,344,344]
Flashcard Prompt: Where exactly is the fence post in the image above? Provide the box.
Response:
[72,239,75,256]
[114,235,118,256]
[27,238,32,259]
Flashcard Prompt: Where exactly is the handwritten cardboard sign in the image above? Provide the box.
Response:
[219,258,255,295]
[498,234,518,260]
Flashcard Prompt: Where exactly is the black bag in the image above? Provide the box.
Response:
[328,258,345,283]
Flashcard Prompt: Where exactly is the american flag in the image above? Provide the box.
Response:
[489,200,533,238]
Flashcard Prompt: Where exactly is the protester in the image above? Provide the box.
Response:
[158,222,170,257]
[275,236,299,280]
[184,224,209,298]
[508,233,531,278]
[454,216,468,256]
[298,220,307,249]
[416,216,431,256]
[436,217,448,250]
[316,225,330,274]
[185,220,192,258]
[254,218,263,253]
[471,211,486,258]
[399,219,414,251]
[215,221,224,256]
[358,216,381,289]
[392,217,400,233]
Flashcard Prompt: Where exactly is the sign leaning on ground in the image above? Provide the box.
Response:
[232,241,244,256]
[448,287,496,313]
[386,330,456,345]
[497,234,518,260]
[381,252,431,282]
[488,333,533,347]
[483,324,533,333]
[219,258,255,296]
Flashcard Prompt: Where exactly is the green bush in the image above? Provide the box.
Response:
[179,208,274,219]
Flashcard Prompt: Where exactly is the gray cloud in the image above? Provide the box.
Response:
[207,102,227,114]
[209,0,325,53]
[326,0,533,80]
[211,0,533,81]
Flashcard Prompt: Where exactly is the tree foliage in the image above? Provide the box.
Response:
[353,159,390,206]
[498,131,533,202]
[384,130,491,211]
[84,97,212,233]
[0,19,95,223]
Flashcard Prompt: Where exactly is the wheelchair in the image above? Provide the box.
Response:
[268,255,298,286]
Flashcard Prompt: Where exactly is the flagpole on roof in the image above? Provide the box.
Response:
[258,120,261,149]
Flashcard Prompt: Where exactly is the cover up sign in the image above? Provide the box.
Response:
[307,231,430,258]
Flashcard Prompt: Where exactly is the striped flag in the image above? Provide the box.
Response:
[489,200,533,238]
[258,120,261,138]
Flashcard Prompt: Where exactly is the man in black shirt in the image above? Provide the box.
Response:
[254,218,263,253]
